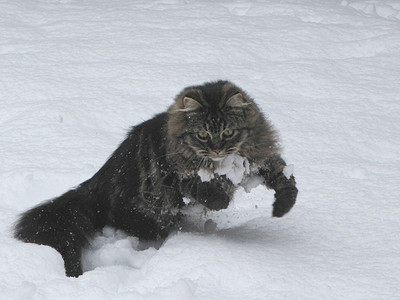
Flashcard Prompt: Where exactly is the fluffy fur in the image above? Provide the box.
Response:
[14,80,298,277]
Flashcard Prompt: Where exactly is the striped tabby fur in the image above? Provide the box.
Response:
[14,80,297,277]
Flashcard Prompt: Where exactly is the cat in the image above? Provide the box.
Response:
[14,80,298,277]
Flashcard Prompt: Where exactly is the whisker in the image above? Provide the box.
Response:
[243,141,277,149]
[197,150,208,156]
[226,147,238,154]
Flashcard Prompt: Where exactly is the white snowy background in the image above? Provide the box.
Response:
[1,0,399,299]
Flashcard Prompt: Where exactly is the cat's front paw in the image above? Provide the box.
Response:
[272,185,298,217]
[201,193,230,211]
[196,184,231,211]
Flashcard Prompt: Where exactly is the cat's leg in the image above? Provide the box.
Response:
[180,177,234,210]
[258,155,298,217]
[59,245,84,277]
[107,197,179,241]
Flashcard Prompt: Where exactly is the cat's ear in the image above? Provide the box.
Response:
[226,93,250,108]
[177,97,203,112]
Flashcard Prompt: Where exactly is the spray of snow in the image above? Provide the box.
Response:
[182,197,192,205]
[198,154,250,185]
[240,175,265,193]
[198,155,294,191]
[197,168,215,182]
[283,164,294,179]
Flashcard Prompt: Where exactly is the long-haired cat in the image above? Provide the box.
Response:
[14,80,298,277]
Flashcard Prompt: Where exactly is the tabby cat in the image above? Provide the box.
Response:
[14,80,298,277]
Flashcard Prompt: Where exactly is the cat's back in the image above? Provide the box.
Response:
[90,112,170,187]
[128,112,169,142]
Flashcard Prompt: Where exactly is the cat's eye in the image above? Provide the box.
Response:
[197,131,210,141]
[222,129,235,138]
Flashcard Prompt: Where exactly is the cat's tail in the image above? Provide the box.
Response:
[14,187,96,277]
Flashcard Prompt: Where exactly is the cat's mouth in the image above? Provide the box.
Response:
[196,150,226,161]
[197,147,239,161]
[211,157,225,162]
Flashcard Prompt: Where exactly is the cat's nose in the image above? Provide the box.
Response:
[214,149,221,154]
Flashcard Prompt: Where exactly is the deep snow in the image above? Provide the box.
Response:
[1,0,400,299]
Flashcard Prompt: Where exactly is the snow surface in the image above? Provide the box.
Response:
[1,0,400,299]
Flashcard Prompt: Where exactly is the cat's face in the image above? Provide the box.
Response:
[168,81,261,163]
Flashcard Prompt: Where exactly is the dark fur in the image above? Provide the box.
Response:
[14,80,298,277]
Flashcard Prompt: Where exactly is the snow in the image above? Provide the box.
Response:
[240,175,265,193]
[343,0,400,20]
[197,168,215,183]
[1,0,400,299]
[283,164,294,180]
[198,154,250,184]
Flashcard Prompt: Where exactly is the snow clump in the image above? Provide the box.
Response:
[197,154,250,185]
